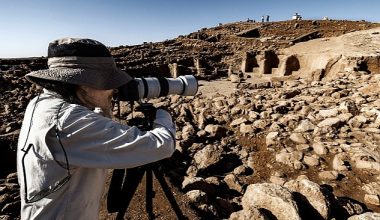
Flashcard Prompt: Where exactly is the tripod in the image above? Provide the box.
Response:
[107,103,185,220]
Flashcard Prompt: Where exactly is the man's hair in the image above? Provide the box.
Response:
[35,78,78,103]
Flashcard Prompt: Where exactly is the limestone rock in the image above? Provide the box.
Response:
[248,111,260,121]
[333,153,351,171]
[266,132,279,147]
[303,155,320,167]
[204,124,227,138]
[182,176,217,195]
[270,175,286,185]
[347,212,380,220]
[348,115,368,128]
[186,190,208,204]
[193,144,222,171]
[182,123,196,141]
[353,153,380,174]
[318,171,339,181]
[240,123,253,134]
[362,182,380,195]
[313,142,329,155]
[224,174,244,193]
[242,183,301,220]
[233,165,253,176]
[294,119,316,132]
[230,74,240,83]
[229,208,269,220]
[230,117,247,127]
[290,133,308,144]
[317,117,343,128]
[318,109,339,118]
[284,179,331,219]
[253,119,269,130]
[364,194,380,206]
[340,101,359,115]
[276,151,303,168]
[337,197,366,216]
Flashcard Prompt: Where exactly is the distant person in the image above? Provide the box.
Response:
[292,12,302,20]
[17,37,176,219]
[261,15,265,22]
[266,15,270,22]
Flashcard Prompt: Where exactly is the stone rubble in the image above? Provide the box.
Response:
[166,69,380,219]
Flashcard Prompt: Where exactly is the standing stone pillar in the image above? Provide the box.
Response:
[228,65,233,77]
[169,63,179,78]
[194,58,205,76]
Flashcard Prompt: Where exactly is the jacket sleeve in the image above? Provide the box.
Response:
[47,105,176,169]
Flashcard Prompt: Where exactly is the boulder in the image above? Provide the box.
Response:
[242,183,301,220]
[348,212,380,220]
[193,144,222,171]
[284,179,331,219]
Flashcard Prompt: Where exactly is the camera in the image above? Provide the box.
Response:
[117,75,198,101]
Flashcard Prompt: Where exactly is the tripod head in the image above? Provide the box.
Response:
[128,102,157,130]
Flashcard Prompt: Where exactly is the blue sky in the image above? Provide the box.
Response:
[1,0,379,58]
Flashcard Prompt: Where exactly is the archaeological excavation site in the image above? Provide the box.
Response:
[1,19,380,219]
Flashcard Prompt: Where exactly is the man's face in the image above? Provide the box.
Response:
[76,85,115,117]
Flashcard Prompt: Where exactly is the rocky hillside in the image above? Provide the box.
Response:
[110,20,380,79]
[1,20,380,219]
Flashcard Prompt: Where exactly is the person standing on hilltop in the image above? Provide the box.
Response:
[17,37,176,219]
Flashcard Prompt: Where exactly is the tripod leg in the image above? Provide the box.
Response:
[107,169,126,212]
[153,167,187,220]
[115,167,146,220]
[146,168,155,219]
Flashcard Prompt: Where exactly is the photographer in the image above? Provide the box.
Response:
[17,38,176,219]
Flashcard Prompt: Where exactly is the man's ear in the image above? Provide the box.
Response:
[77,85,94,96]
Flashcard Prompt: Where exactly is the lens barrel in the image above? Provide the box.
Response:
[117,75,198,101]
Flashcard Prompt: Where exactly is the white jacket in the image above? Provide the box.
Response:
[17,90,176,220]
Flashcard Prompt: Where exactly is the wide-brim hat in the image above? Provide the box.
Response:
[26,38,132,90]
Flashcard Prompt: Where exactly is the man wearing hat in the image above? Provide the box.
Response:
[17,38,176,219]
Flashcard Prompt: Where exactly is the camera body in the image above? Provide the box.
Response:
[117,75,198,101]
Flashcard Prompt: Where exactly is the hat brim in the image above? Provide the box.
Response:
[26,68,132,90]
